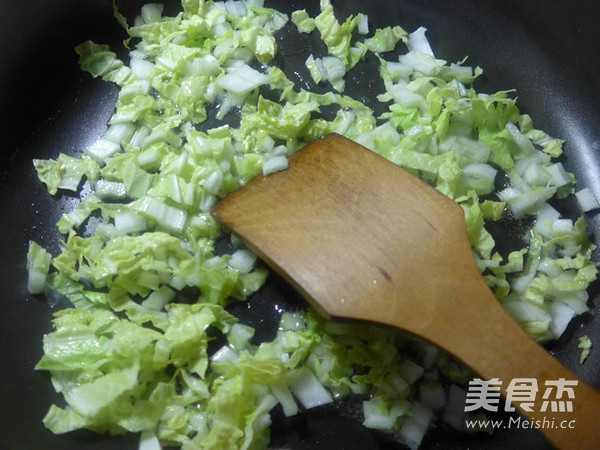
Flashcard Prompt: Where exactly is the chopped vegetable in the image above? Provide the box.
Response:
[26,241,51,294]
[576,187,600,212]
[28,1,598,449]
[579,335,592,364]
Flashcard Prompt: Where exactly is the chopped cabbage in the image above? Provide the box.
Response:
[579,335,592,364]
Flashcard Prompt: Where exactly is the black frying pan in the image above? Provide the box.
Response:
[2,1,600,449]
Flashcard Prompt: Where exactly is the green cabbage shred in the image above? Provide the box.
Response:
[579,335,592,364]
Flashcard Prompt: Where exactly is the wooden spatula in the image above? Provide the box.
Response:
[212,134,600,449]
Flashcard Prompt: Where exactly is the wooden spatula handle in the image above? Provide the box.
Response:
[383,274,600,450]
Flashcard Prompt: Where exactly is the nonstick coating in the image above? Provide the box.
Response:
[1,1,600,449]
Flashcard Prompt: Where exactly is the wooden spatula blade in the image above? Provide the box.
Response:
[213,134,477,329]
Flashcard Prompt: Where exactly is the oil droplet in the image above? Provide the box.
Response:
[372,279,378,285]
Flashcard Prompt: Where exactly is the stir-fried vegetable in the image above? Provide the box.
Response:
[28,1,597,449]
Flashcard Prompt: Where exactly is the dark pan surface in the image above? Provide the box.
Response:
[2,1,600,449]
